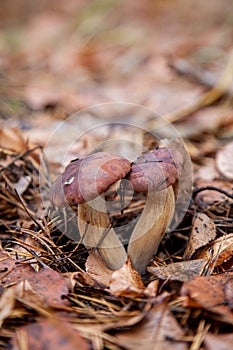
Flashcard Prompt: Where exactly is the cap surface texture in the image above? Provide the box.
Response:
[126,146,184,193]
[50,152,131,206]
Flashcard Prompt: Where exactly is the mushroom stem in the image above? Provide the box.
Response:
[127,186,175,274]
[78,196,127,270]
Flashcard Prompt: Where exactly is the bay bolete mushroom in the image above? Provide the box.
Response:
[126,144,184,274]
[50,152,130,270]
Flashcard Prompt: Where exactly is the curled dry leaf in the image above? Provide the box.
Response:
[86,253,158,297]
[11,318,89,350]
[148,259,208,283]
[85,251,113,287]
[197,233,233,267]
[216,141,233,180]
[109,258,158,298]
[63,271,97,291]
[183,213,216,259]
[109,258,145,297]
[181,272,233,324]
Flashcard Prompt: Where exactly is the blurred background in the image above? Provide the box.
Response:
[0,0,232,153]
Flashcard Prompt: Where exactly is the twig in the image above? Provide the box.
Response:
[14,189,45,231]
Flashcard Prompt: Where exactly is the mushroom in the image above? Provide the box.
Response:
[50,152,130,270]
[125,143,184,274]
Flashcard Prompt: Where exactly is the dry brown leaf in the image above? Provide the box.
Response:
[144,280,159,297]
[76,252,159,297]
[0,250,36,288]
[148,259,207,282]
[197,233,233,267]
[109,258,146,297]
[224,278,233,311]
[0,250,69,307]
[26,267,69,307]
[11,317,89,350]
[216,141,233,180]
[115,303,188,350]
[0,128,29,153]
[0,287,15,328]
[85,251,113,287]
[15,280,52,313]
[181,272,233,324]
[204,333,233,350]
[62,271,94,291]
[183,213,216,259]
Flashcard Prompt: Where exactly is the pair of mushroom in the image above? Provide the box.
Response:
[50,143,183,274]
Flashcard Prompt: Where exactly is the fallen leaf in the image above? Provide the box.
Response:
[148,259,207,282]
[26,267,69,307]
[0,250,36,288]
[11,317,89,350]
[216,141,233,180]
[109,258,146,297]
[183,213,216,259]
[204,332,233,350]
[63,271,88,291]
[85,253,159,297]
[197,233,233,267]
[181,272,233,324]
[0,287,15,328]
[0,250,69,307]
[144,280,159,297]
[85,251,113,287]
[115,303,188,350]
[15,280,52,313]
[224,278,233,310]
[0,128,29,153]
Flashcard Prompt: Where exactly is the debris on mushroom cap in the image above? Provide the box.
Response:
[49,159,82,207]
[125,145,184,193]
[50,152,131,207]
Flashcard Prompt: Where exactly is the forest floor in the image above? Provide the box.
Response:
[0,1,233,349]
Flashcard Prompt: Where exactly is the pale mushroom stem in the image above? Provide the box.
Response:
[127,186,175,274]
[78,196,127,270]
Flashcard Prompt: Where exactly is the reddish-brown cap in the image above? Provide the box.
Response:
[125,145,184,193]
[50,152,131,207]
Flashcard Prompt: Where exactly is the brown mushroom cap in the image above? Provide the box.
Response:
[125,145,184,193]
[50,152,131,207]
